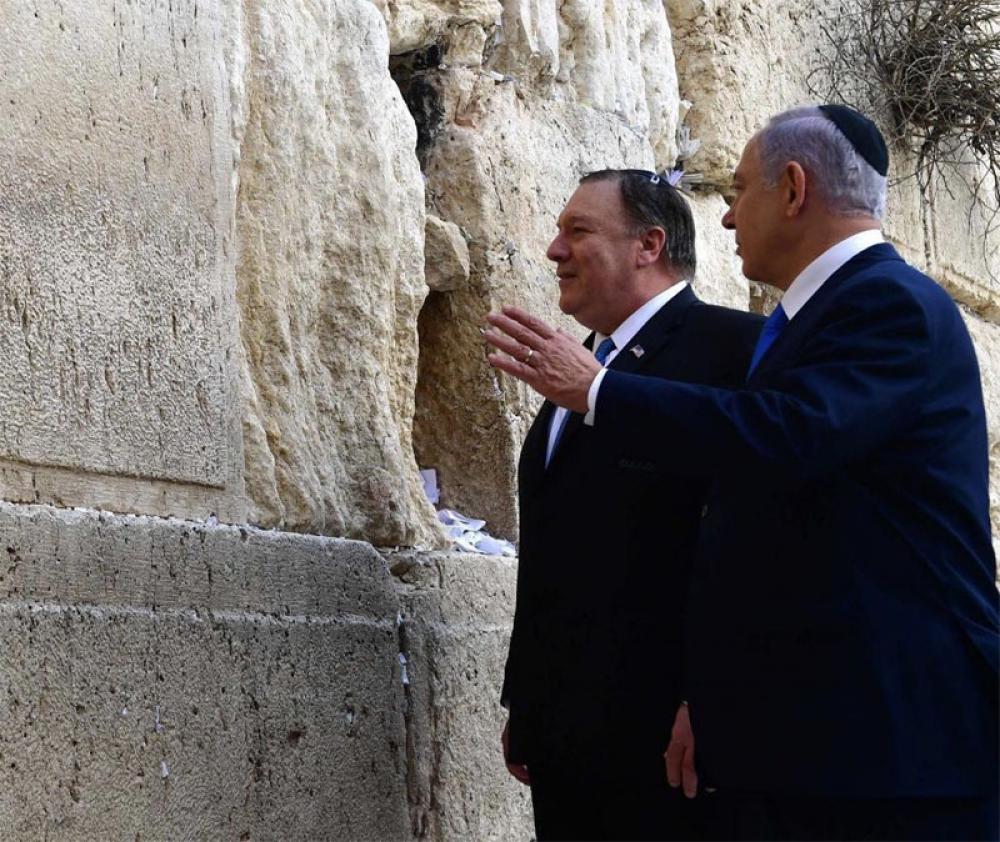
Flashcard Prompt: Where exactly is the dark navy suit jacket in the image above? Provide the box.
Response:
[503,286,763,772]
[598,243,999,796]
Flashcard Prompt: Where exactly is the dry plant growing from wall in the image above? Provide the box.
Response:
[809,0,1000,235]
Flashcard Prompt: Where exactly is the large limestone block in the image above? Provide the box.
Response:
[928,164,1000,320]
[551,0,680,165]
[375,0,504,56]
[231,0,444,547]
[391,550,533,840]
[0,1,244,521]
[413,76,653,539]
[882,154,929,272]
[688,193,749,310]
[664,0,941,279]
[0,502,410,839]
[665,0,824,185]
[425,214,471,292]
[384,0,680,166]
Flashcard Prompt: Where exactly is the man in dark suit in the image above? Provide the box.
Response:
[499,168,762,840]
[487,106,999,840]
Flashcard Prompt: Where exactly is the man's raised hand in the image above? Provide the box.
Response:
[484,307,600,413]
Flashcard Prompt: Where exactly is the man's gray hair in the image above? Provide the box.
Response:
[757,106,887,220]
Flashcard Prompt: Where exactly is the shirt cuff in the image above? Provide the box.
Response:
[584,368,609,426]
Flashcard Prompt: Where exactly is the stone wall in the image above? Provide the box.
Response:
[0,0,996,838]
[0,502,411,839]
[0,0,244,523]
[231,0,443,548]
[0,502,531,840]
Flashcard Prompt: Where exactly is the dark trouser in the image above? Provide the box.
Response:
[528,755,702,841]
[704,790,999,842]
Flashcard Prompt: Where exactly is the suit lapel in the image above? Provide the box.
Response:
[608,285,697,377]
[520,398,558,493]
[748,243,904,382]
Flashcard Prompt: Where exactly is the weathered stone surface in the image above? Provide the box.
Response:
[377,0,504,57]
[390,550,533,840]
[664,2,1000,321]
[548,0,680,166]
[230,0,445,547]
[0,502,410,839]
[928,164,1000,319]
[425,214,471,291]
[384,0,680,166]
[0,1,244,522]
[413,77,652,539]
[666,0,819,186]
[877,149,930,273]
[688,193,750,310]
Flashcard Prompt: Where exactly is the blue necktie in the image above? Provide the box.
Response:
[594,336,616,366]
[546,337,615,466]
[746,304,788,379]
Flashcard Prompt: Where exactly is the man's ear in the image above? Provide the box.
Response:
[637,227,667,267]
[782,162,808,217]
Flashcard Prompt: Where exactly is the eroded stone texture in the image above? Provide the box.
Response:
[383,0,680,165]
[928,165,1000,319]
[663,0,960,290]
[413,76,652,539]
[546,0,680,165]
[390,550,533,840]
[376,0,504,57]
[0,502,409,840]
[666,0,821,186]
[688,193,749,310]
[230,0,444,547]
[425,214,471,292]
[0,1,244,521]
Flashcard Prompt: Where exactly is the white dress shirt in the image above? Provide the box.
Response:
[546,281,688,463]
[586,229,885,418]
[780,228,884,319]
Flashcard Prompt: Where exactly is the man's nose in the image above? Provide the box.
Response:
[721,205,735,230]
[546,232,568,262]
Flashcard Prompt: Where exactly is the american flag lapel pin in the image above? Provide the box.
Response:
[631,344,645,358]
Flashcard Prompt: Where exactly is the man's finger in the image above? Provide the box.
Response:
[664,740,682,788]
[488,352,537,384]
[500,306,558,340]
[682,745,698,799]
[482,326,532,360]
[486,311,548,351]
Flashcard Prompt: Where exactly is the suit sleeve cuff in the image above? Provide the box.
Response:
[584,368,609,426]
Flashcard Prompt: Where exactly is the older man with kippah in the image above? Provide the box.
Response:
[485,105,1000,840]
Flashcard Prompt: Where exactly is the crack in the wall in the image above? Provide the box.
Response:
[395,610,431,838]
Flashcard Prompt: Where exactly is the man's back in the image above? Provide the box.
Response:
[683,244,999,796]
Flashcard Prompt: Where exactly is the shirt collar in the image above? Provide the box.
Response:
[593,281,689,358]
[780,230,884,320]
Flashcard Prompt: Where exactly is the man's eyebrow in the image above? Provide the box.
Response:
[559,212,598,227]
